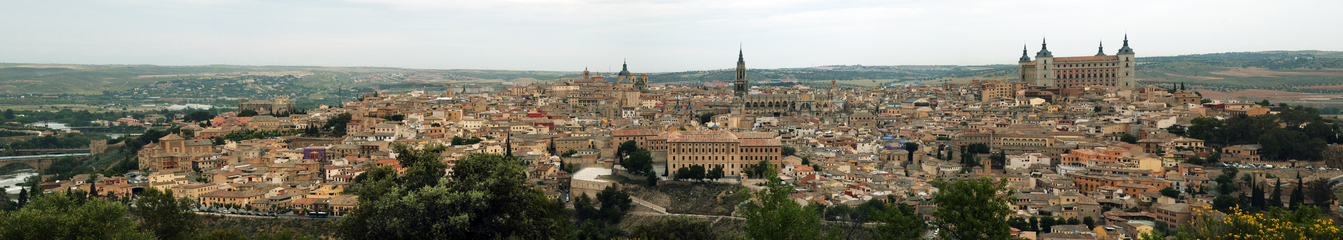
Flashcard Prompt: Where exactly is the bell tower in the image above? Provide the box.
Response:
[734,48,748,97]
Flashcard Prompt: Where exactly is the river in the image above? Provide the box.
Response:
[0,170,37,195]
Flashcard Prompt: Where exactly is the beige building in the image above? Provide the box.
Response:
[663,131,782,177]
[1018,36,1137,89]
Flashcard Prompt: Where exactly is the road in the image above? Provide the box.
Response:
[198,211,340,220]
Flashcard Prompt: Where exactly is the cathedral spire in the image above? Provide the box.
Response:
[1096,41,1106,56]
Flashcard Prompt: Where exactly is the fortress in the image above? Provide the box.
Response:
[1018,36,1137,89]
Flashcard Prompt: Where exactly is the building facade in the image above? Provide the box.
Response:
[1018,36,1137,89]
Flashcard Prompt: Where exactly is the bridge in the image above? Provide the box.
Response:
[0,153,90,172]
[10,148,90,152]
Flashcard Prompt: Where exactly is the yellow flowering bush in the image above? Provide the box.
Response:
[1178,205,1342,240]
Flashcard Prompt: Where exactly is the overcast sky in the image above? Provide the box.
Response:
[2,0,1340,72]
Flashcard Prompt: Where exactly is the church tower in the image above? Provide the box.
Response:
[731,48,748,115]
[734,48,748,97]
[1033,39,1056,87]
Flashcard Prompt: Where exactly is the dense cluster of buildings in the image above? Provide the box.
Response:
[41,39,1343,239]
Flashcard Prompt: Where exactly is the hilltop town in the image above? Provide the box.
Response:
[16,40,1343,239]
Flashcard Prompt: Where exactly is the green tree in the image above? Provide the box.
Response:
[1121,133,1138,144]
[335,153,568,239]
[1271,178,1283,209]
[1290,172,1305,209]
[616,140,638,159]
[0,193,152,239]
[629,216,719,240]
[870,202,926,240]
[238,109,259,117]
[1082,216,1095,229]
[699,113,716,125]
[1160,186,1180,199]
[707,164,725,181]
[1039,217,1055,233]
[904,142,919,162]
[185,111,215,122]
[1213,194,1239,213]
[1305,178,1339,209]
[932,177,1016,240]
[322,113,353,137]
[740,172,841,240]
[622,149,654,176]
[781,146,796,156]
[129,187,200,240]
[595,186,633,224]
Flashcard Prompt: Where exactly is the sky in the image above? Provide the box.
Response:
[2,0,1341,72]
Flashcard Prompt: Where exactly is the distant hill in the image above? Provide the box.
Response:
[2,50,1340,96]
[1134,50,1343,97]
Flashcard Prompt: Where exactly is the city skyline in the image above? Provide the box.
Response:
[2,0,1341,72]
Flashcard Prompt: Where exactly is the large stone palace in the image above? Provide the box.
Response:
[1018,36,1137,89]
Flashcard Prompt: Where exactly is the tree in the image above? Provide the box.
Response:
[1160,186,1180,199]
[1039,217,1055,233]
[740,171,841,240]
[238,109,259,117]
[1252,183,1266,210]
[622,149,654,176]
[903,142,919,162]
[688,165,707,181]
[1082,216,1095,229]
[1305,178,1339,209]
[646,168,658,186]
[698,113,716,125]
[1027,217,1039,231]
[322,113,353,137]
[932,177,1016,239]
[781,146,796,156]
[595,186,633,223]
[0,193,153,239]
[1120,133,1138,144]
[128,187,200,240]
[707,165,725,181]
[185,111,215,122]
[335,152,569,239]
[1290,172,1305,209]
[1213,194,1239,213]
[1271,178,1283,209]
[870,202,926,240]
[1093,106,1103,112]
[616,140,638,159]
[628,216,719,240]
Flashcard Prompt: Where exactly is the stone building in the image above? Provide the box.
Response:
[1018,36,1137,89]
[729,49,833,117]
[137,133,215,171]
[661,131,782,177]
[239,96,297,115]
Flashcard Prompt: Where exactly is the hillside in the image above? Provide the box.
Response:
[1135,50,1343,97]
[2,50,1341,97]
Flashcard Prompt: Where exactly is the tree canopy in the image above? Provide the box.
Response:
[932,177,1017,240]
[336,150,568,239]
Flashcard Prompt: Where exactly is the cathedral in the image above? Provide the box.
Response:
[1018,35,1137,89]
[729,49,834,118]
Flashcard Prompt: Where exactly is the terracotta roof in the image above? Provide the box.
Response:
[739,138,782,147]
[666,131,739,143]
[1053,56,1119,62]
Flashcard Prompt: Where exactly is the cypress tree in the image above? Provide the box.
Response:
[16,188,28,208]
[1289,172,1305,209]
[1251,182,1265,210]
[1270,178,1283,209]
